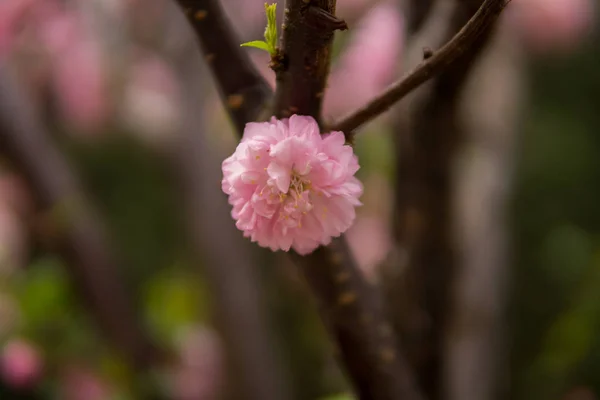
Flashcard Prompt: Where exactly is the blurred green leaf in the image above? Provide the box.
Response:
[143,268,208,342]
[15,257,71,328]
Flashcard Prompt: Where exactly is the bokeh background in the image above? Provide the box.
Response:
[0,0,598,399]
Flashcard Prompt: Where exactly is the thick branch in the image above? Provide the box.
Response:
[176,0,272,134]
[331,0,510,135]
[402,0,436,33]
[0,67,165,369]
[274,1,420,399]
[273,0,346,124]
[291,239,423,400]
[381,1,502,398]
[168,14,292,397]
[444,25,523,400]
[177,121,292,400]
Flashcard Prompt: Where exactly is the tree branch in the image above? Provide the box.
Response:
[291,239,423,400]
[165,9,293,396]
[176,116,292,400]
[274,1,421,399]
[443,24,523,400]
[330,0,510,136]
[0,67,166,370]
[175,0,272,134]
[381,1,503,398]
[273,0,347,124]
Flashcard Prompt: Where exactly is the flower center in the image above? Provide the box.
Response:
[289,172,311,197]
[276,171,313,228]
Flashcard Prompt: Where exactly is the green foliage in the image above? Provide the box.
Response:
[13,256,96,359]
[354,125,395,180]
[15,257,71,329]
[64,135,185,291]
[241,3,278,56]
[511,35,600,399]
[143,267,209,342]
[523,254,600,398]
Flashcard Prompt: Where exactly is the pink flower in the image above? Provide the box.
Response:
[170,326,223,400]
[506,0,595,54]
[59,365,112,400]
[324,2,403,118]
[0,339,42,389]
[222,115,363,255]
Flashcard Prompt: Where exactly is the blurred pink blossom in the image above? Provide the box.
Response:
[346,174,393,276]
[171,326,223,400]
[121,54,182,144]
[221,0,267,35]
[1,0,111,133]
[59,365,113,400]
[51,40,110,133]
[337,0,382,24]
[0,338,43,389]
[324,2,403,120]
[38,7,80,54]
[0,0,38,58]
[37,5,110,133]
[507,0,596,54]
[125,0,169,43]
[347,216,391,276]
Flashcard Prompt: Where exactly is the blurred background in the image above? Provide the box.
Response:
[0,0,598,399]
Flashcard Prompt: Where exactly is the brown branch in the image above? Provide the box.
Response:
[175,0,272,134]
[274,1,421,399]
[129,2,294,397]
[166,10,293,397]
[273,0,346,124]
[444,25,523,400]
[403,0,436,33]
[176,120,292,400]
[291,240,423,400]
[0,67,166,370]
[381,1,503,398]
[330,0,510,135]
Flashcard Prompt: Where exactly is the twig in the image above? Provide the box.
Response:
[274,1,422,399]
[175,0,272,134]
[0,66,166,370]
[330,0,510,135]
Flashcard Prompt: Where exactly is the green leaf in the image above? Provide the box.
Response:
[240,40,271,52]
[240,3,278,55]
[264,3,278,53]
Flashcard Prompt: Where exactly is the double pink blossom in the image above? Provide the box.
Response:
[222,115,363,255]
